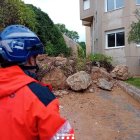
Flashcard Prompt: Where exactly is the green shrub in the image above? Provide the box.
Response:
[45,41,55,56]
[77,46,86,58]
[87,53,113,72]
[76,57,86,71]
[75,45,86,71]
[78,42,86,57]
[0,1,70,57]
[27,4,70,57]
[45,41,71,57]
[87,53,112,62]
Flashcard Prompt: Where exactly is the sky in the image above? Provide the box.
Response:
[23,0,85,42]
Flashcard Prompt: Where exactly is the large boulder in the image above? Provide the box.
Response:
[97,78,114,91]
[36,55,56,80]
[91,67,113,82]
[59,58,76,77]
[37,54,55,70]
[111,65,130,80]
[41,68,67,90]
[66,71,92,91]
[54,56,67,67]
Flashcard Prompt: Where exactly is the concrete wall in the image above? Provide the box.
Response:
[86,26,92,55]
[63,34,78,57]
[80,0,94,21]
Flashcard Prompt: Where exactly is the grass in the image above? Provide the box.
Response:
[126,77,140,88]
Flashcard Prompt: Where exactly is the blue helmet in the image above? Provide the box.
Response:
[0,25,44,64]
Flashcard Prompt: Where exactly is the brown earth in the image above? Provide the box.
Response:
[59,87,140,140]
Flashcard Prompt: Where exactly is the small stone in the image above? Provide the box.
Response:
[89,88,95,93]
[59,105,63,109]
[95,122,98,125]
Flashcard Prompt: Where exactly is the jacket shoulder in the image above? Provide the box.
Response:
[28,82,56,106]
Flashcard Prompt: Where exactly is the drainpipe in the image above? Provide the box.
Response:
[91,0,98,54]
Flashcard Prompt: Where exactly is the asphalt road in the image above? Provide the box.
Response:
[59,87,140,140]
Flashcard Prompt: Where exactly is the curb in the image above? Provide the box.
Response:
[117,81,140,103]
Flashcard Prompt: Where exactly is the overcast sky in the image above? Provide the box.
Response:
[23,0,85,42]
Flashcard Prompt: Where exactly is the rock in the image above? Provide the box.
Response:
[97,78,114,91]
[85,61,92,73]
[61,63,76,77]
[36,56,56,80]
[89,88,95,93]
[37,55,74,69]
[37,55,76,78]
[54,90,69,97]
[37,54,48,61]
[111,65,130,80]
[63,34,78,57]
[69,59,75,65]
[55,57,67,67]
[41,68,67,90]
[91,66,113,81]
[66,71,92,91]
[37,55,55,71]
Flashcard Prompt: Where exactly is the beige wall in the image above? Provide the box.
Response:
[86,26,92,55]
[83,0,140,75]
[80,0,94,21]
[63,34,78,57]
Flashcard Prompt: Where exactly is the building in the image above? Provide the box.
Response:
[79,0,140,75]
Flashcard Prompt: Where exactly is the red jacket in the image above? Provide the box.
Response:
[0,66,75,140]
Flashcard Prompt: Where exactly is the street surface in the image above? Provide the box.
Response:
[60,87,140,140]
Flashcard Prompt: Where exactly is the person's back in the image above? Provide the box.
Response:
[0,25,75,140]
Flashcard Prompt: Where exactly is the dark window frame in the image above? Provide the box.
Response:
[106,29,125,49]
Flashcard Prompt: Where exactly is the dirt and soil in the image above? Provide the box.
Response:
[59,87,140,140]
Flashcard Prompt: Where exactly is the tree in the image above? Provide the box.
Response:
[19,2,37,31]
[56,23,79,42]
[128,9,140,43]
[55,24,67,34]
[0,1,70,56]
[78,42,86,58]
[0,0,36,31]
[0,0,21,29]
[27,5,70,56]
[68,31,79,42]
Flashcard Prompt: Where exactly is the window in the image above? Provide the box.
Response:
[106,0,124,12]
[83,0,90,10]
[136,0,140,5]
[106,29,125,48]
[107,0,114,11]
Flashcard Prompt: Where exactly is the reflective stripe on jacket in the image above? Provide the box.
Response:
[0,65,75,140]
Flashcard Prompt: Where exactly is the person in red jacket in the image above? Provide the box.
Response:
[0,25,75,140]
